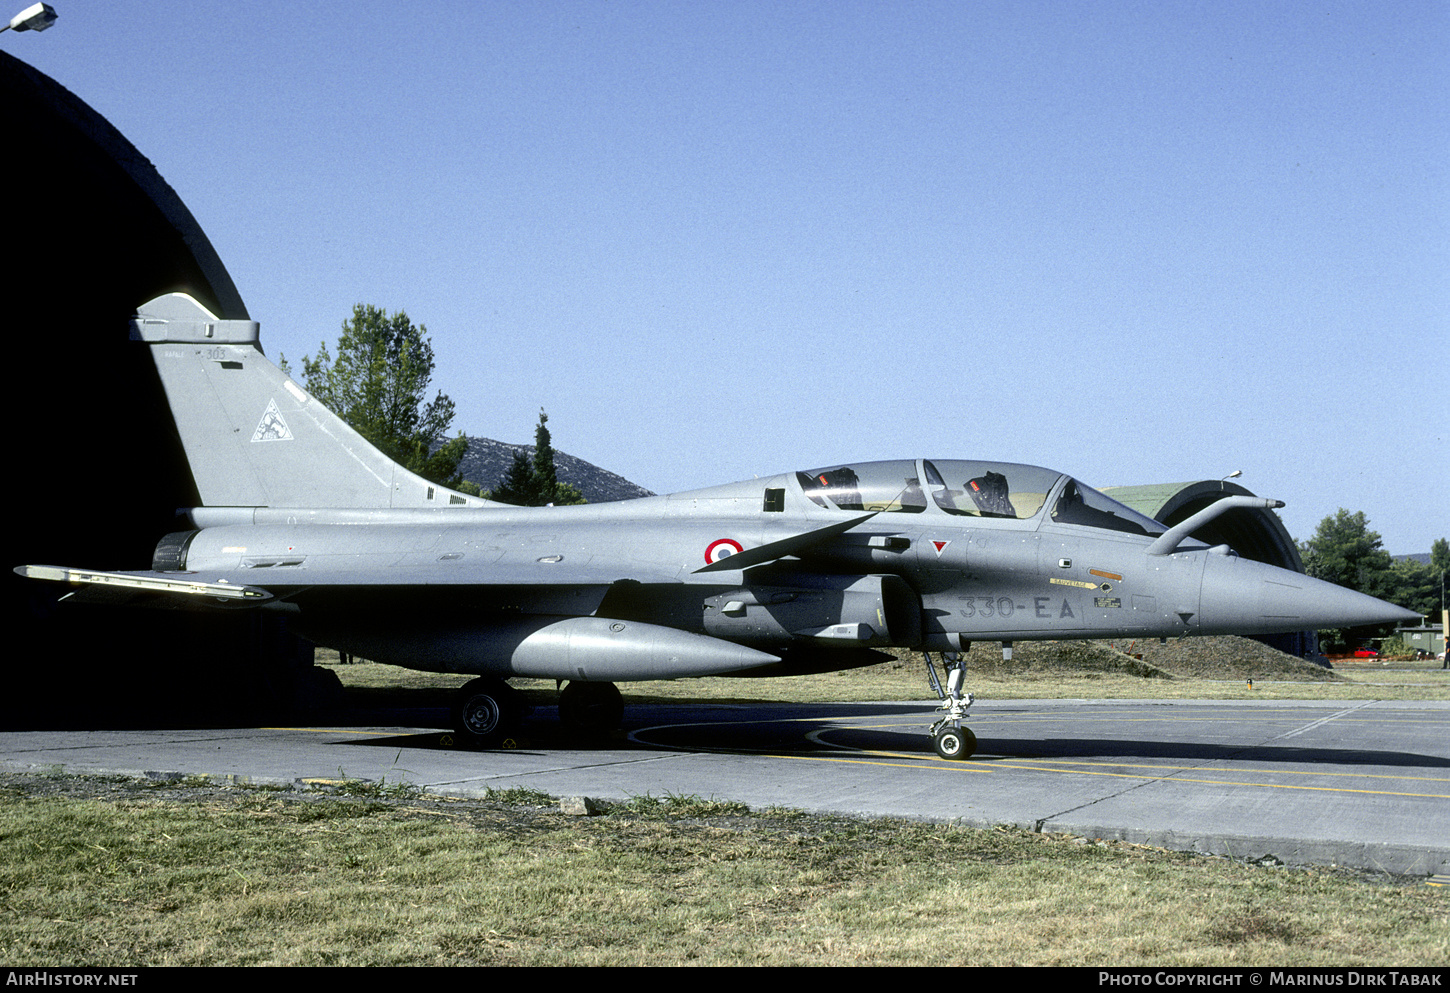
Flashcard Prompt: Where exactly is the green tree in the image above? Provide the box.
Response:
[488,409,586,507]
[532,408,560,503]
[1381,536,1447,621]
[1298,509,1436,650]
[489,450,542,506]
[1299,509,1394,600]
[281,305,467,487]
[1383,556,1441,620]
[1432,537,1450,576]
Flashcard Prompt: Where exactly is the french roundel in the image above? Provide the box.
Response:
[704,538,744,565]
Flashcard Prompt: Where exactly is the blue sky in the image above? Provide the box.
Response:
[11,1,1446,553]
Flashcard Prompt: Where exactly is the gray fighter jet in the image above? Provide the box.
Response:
[17,293,1418,758]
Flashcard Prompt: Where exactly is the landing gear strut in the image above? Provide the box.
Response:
[924,650,977,759]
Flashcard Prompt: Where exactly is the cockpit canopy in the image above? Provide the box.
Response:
[797,459,1167,537]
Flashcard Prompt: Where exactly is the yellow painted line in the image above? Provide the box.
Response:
[806,748,1450,797]
[804,730,995,771]
[846,714,1450,732]
[637,745,1450,796]
[983,763,1450,798]
[910,753,1449,797]
[811,726,1450,789]
[629,720,993,771]
[261,726,424,737]
[780,752,994,773]
[984,756,1450,786]
[272,719,1450,799]
[793,731,1450,796]
[1006,716,1450,724]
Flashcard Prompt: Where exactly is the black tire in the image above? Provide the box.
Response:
[933,725,977,760]
[452,678,516,748]
[558,680,624,736]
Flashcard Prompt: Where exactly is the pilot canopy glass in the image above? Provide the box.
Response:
[795,459,1168,536]
[797,460,1059,520]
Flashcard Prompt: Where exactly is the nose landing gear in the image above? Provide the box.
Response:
[924,650,977,760]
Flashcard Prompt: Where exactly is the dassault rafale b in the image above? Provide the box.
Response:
[17,294,1418,758]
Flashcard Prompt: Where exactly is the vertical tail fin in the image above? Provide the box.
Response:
[132,293,491,510]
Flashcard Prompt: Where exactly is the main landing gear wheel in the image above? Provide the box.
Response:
[452,677,520,748]
[933,724,977,760]
[558,680,623,737]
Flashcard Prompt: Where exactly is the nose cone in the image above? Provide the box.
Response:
[1197,554,1420,636]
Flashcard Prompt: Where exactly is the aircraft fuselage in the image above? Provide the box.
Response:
[153,457,1404,680]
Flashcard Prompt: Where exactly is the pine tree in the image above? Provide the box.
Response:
[490,450,544,507]
[486,409,586,506]
[280,305,467,486]
[532,409,559,501]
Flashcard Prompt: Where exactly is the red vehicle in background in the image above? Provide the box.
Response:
[1352,646,1379,658]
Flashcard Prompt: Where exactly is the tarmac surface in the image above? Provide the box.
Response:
[2,697,1447,876]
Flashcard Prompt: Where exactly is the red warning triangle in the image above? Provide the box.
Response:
[932,540,949,556]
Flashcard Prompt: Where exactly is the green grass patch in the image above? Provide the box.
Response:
[619,791,752,818]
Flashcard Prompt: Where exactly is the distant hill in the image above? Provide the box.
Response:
[454,436,655,504]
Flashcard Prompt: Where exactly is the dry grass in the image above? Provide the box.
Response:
[321,637,1450,707]
[1,775,1445,967]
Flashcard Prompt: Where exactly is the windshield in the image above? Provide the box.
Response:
[1049,479,1168,536]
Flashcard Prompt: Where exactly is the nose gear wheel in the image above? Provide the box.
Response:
[932,724,977,760]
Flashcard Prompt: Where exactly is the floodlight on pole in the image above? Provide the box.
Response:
[2,3,57,33]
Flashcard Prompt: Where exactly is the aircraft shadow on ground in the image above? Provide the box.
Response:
[332,709,1450,769]
[900,734,1450,768]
